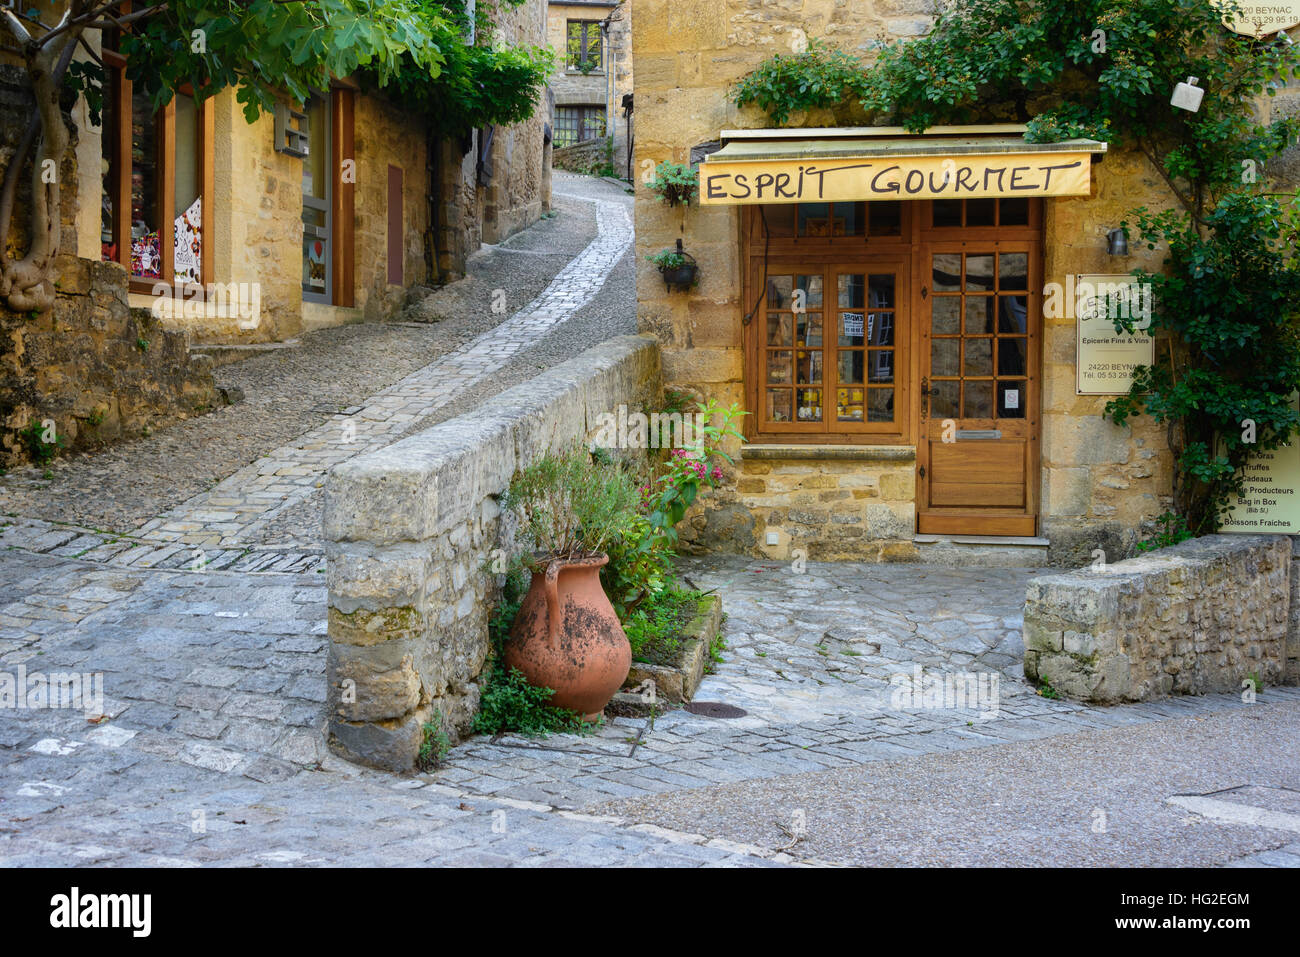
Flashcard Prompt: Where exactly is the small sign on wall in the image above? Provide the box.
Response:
[1075,274,1155,395]
[1221,395,1300,535]
[1219,2,1300,38]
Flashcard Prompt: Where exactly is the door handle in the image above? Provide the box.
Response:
[921,377,929,420]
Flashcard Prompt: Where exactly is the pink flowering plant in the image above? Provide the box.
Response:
[601,399,745,618]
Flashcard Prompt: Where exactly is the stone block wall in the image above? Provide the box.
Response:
[678,446,918,561]
[553,136,613,174]
[1023,535,1294,703]
[322,335,661,771]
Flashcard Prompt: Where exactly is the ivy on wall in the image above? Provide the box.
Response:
[734,0,1300,536]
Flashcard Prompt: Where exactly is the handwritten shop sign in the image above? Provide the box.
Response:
[1221,397,1300,534]
[698,152,1095,205]
[1218,1,1300,37]
[1075,275,1155,396]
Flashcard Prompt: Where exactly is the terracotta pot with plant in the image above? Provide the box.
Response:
[501,446,638,721]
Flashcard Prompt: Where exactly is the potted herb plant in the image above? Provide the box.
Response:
[648,240,699,291]
[501,445,639,721]
[646,161,698,207]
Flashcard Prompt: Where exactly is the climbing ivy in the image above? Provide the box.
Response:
[734,0,1300,534]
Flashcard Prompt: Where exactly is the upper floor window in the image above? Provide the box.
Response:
[566,20,603,72]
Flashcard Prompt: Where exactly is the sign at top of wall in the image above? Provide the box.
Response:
[698,152,1094,205]
[1218,1,1300,37]
[1221,396,1300,535]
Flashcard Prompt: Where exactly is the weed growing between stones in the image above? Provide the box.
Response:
[17,420,65,464]
[416,714,451,771]
[623,583,706,666]
[1134,511,1193,553]
[471,578,596,738]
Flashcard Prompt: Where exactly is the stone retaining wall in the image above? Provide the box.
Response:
[322,335,661,770]
[554,136,614,174]
[1023,535,1294,703]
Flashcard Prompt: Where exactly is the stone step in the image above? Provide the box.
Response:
[913,534,1050,568]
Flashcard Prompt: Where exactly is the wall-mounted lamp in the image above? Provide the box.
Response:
[1106,227,1129,256]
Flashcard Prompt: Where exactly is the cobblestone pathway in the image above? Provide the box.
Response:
[0,177,632,571]
[2,171,1297,865]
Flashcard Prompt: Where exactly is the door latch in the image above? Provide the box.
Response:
[920,377,929,420]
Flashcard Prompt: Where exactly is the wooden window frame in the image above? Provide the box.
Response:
[565,20,604,72]
[101,46,213,297]
[741,198,1042,446]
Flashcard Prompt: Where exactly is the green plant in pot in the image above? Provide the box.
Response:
[501,445,639,721]
[648,240,699,291]
[646,161,698,207]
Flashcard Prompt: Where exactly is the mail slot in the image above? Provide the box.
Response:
[956,429,1002,440]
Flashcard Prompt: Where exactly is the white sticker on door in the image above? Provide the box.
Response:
[1005,389,1019,409]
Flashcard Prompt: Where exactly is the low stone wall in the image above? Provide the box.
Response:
[2,257,219,467]
[322,335,661,770]
[1023,535,1293,703]
[554,136,613,174]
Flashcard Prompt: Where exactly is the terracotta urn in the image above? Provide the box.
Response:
[505,554,631,722]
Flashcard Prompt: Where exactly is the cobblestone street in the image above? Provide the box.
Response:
[2,175,1299,868]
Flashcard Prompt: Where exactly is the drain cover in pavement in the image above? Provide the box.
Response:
[685,701,747,719]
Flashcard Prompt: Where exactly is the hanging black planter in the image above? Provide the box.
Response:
[653,239,699,292]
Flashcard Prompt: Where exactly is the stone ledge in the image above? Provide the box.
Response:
[741,444,916,463]
[1024,534,1293,703]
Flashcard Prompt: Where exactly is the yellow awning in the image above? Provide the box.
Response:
[698,125,1106,205]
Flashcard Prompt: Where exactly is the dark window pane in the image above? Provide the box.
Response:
[795,349,822,384]
[868,273,895,308]
[998,295,1028,333]
[998,381,1026,418]
[796,274,823,308]
[868,311,895,346]
[1000,197,1030,225]
[797,202,832,236]
[869,200,902,235]
[836,201,866,236]
[762,204,795,237]
[797,313,822,347]
[933,199,961,227]
[998,337,1027,376]
[966,198,995,226]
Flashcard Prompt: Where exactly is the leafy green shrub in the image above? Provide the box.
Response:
[646,161,698,207]
[504,444,638,560]
[18,420,65,464]
[623,584,705,665]
[1134,511,1194,554]
[733,39,867,125]
[472,665,592,737]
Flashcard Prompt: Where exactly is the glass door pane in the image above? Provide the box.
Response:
[302,95,331,301]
